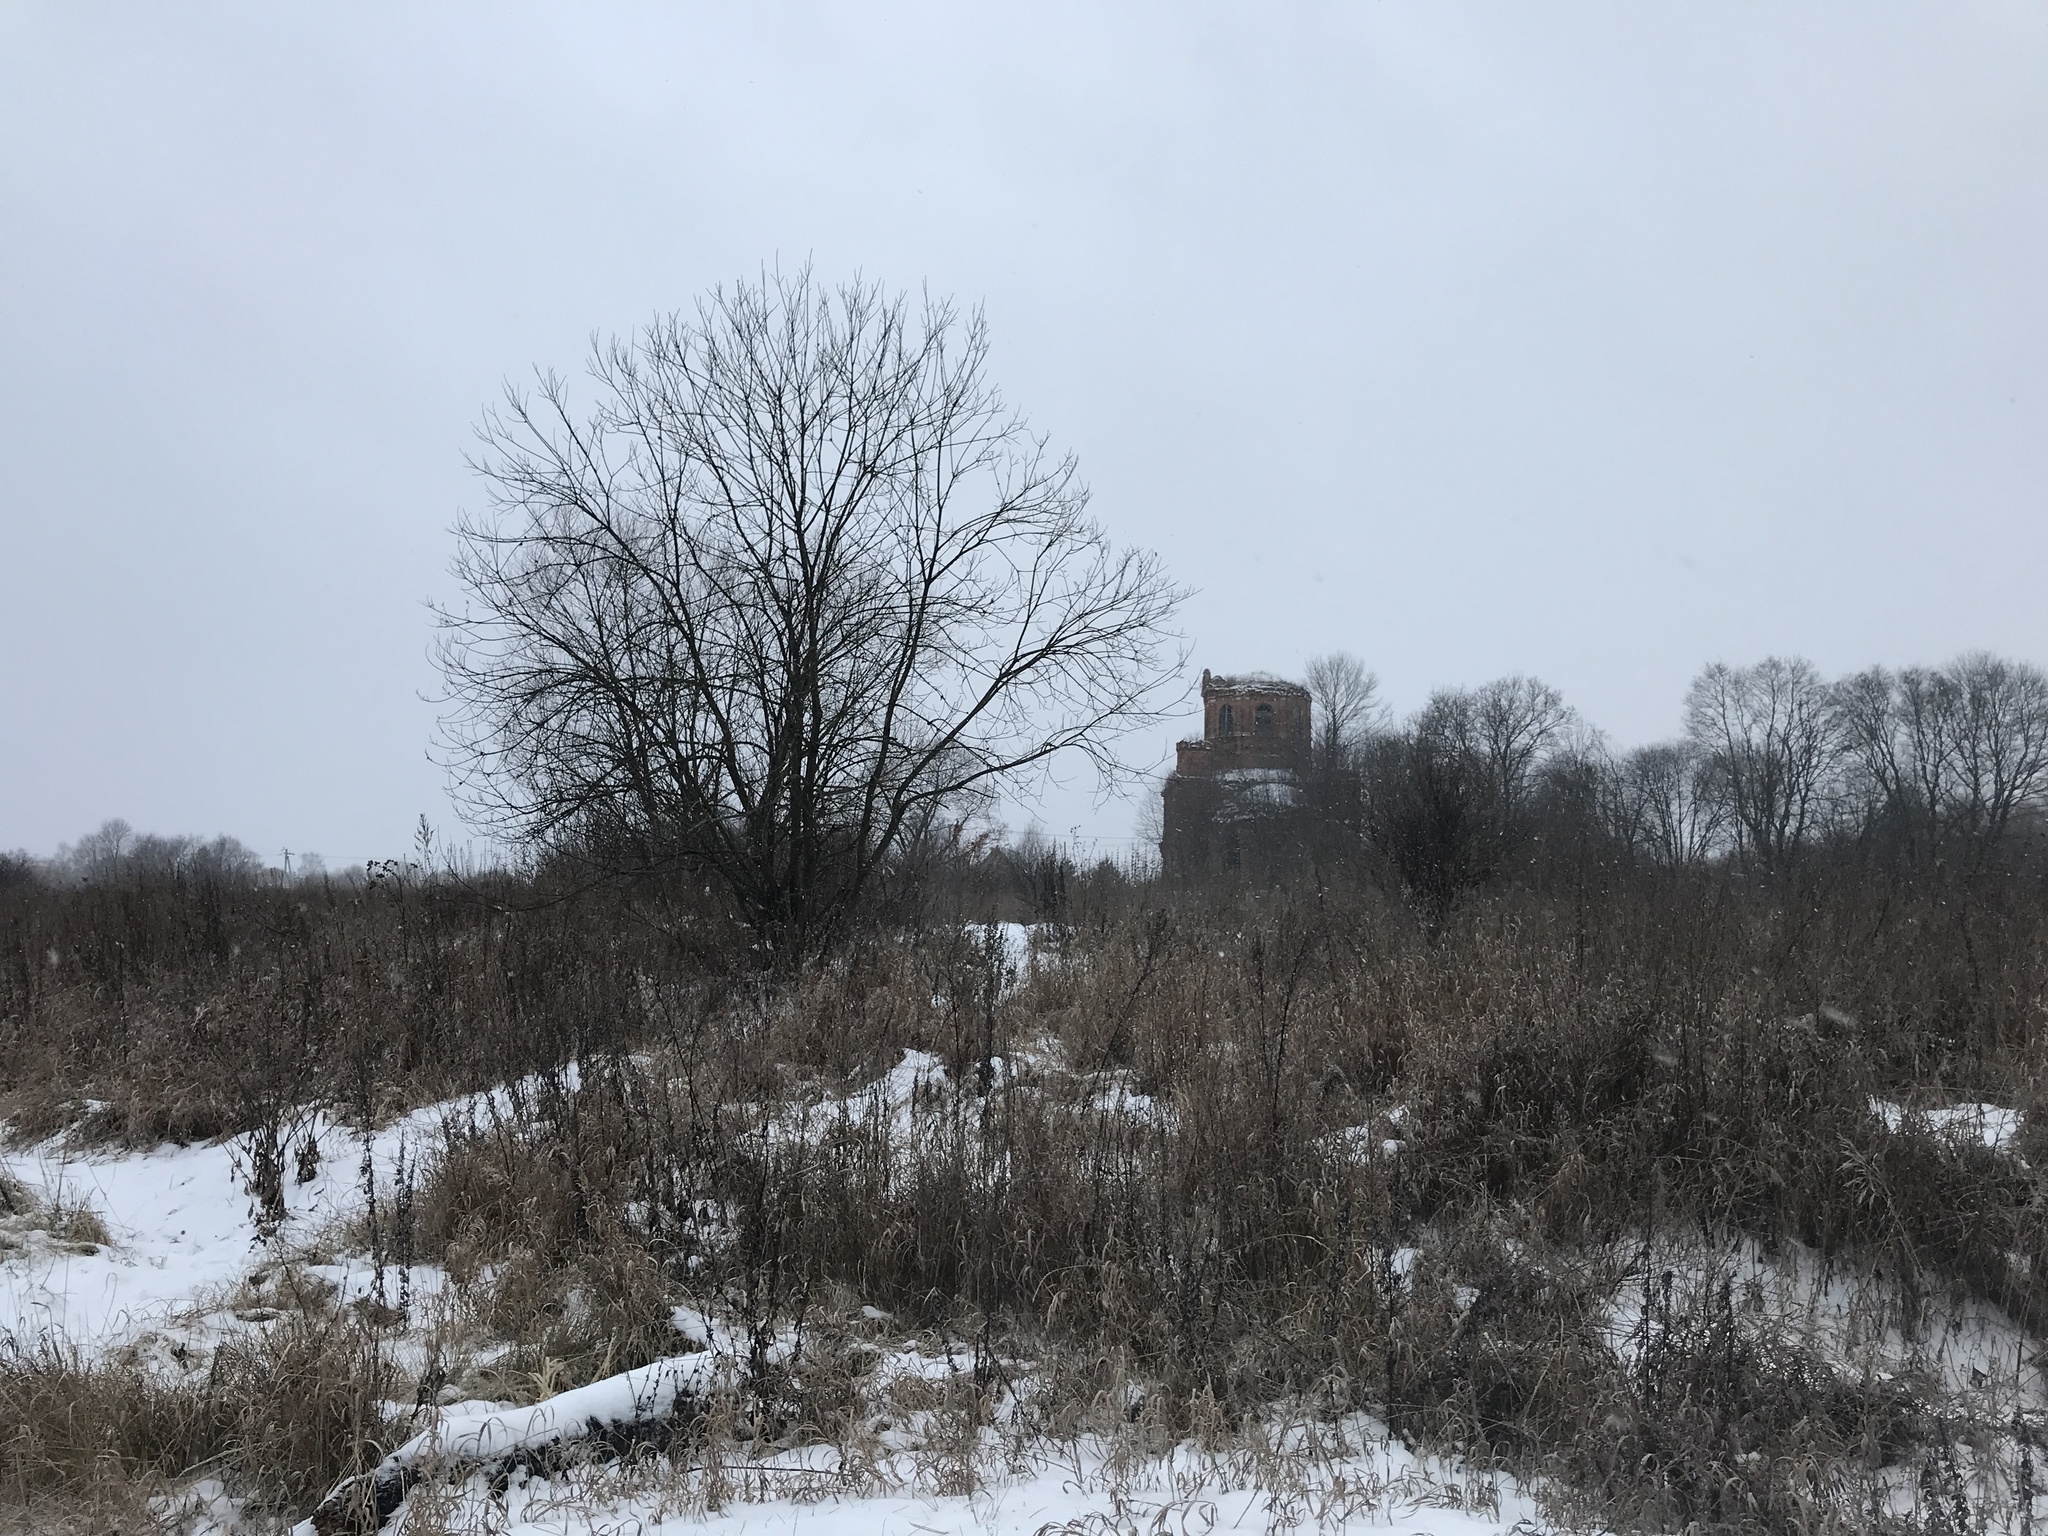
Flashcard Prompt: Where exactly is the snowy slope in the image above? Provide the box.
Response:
[1,1106,437,1347]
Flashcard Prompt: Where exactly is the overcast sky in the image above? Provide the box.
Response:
[3,4,2044,866]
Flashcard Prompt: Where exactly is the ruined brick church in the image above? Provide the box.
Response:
[1160,669,1314,873]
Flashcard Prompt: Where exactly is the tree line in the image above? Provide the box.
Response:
[0,818,268,891]
[1295,650,2048,920]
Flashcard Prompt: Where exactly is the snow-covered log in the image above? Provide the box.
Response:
[292,1349,723,1535]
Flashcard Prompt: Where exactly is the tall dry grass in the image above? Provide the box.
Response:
[4,843,2048,1530]
[0,1296,403,1531]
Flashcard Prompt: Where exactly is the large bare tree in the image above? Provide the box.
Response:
[436,271,1185,955]
[1470,675,1573,819]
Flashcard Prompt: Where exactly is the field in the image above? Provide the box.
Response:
[4,844,2048,1534]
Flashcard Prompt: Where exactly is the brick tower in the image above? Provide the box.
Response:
[1160,669,1312,872]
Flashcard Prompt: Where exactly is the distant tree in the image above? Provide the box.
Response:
[186,835,265,883]
[1943,652,2048,850]
[437,269,1185,959]
[1836,664,1948,857]
[54,822,265,886]
[1471,675,1574,819]
[1364,689,1500,926]
[1302,652,1383,774]
[1837,653,2048,862]
[1607,740,1726,868]
[1359,675,1578,922]
[0,850,39,892]
[1683,657,1840,874]
[62,818,134,883]
[1527,729,1615,862]
[1002,826,1073,923]
[127,833,197,882]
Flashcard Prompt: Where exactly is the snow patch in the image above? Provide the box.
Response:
[326,1408,1542,1536]
[1870,1097,2023,1154]
[1,1084,514,1350]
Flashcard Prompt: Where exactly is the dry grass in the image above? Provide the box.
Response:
[0,870,684,1150]
[0,1169,110,1257]
[419,865,2048,1526]
[6,846,2048,1530]
[0,1291,404,1530]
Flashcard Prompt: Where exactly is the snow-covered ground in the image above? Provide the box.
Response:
[1,1107,438,1349]
[1602,1228,2048,1432]
[1871,1095,2025,1154]
[966,920,1035,981]
[1,1064,1558,1536]
[7,1037,2044,1534]
[358,1424,1543,1536]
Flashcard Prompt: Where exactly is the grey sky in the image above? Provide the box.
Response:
[3,4,2044,866]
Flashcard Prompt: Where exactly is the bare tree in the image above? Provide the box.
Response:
[1839,653,2048,860]
[436,270,1185,957]
[188,835,265,883]
[0,851,39,892]
[54,821,264,886]
[1836,664,1950,856]
[1471,675,1573,818]
[1528,726,1614,851]
[1362,689,1501,927]
[62,817,134,883]
[1357,675,1576,922]
[1682,657,1839,873]
[1608,741,1726,868]
[1302,652,1383,773]
[1943,652,2048,850]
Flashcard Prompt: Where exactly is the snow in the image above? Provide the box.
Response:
[1089,1070,1172,1128]
[754,1049,949,1156]
[1871,1097,2023,1153]
[950,922,1035,995]
[380,1470,1532,1536]
[965,921,1034,980]
[1,1103,448,1349]
[292,1349,747,1536]
[153,1476,245,1535]
[353,1409,1542,1536]
[1604,1230,2048,1414]
[293,1330,1553,1536]
[2,1135,266,1341]
[1319,1123,1408,1162]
